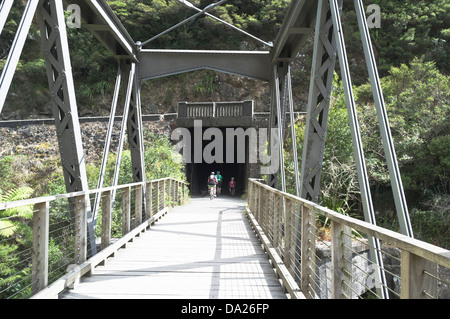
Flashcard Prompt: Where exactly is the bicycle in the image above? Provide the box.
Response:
[209,186,216,200]
[229,187,235,197]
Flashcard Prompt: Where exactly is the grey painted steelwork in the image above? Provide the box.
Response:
[37,0,96,255]
[140,0,228,48]
[138,49,271,82]
[63,0,136,60]
[0,0,14,34]
[299,0,337,202]
[175,0,273,48]
[92,66,122,227]
[266,64,287,189]
[271,0,316,63]
[0,0,40,114]
[0,0,414,299]
[353,0,413,238]
[329,0,388,298]
[287,67,300,197]
[126,62,146,184]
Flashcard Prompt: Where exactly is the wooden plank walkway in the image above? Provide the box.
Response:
[60,197,287,299]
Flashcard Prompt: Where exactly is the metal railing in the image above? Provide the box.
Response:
[247,178,450,299]
[0,177,188,299]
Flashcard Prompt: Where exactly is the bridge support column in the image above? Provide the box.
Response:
[37,0,96,255]
[299,0,337,203]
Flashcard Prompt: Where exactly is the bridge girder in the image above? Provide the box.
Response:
[138,49,271,82]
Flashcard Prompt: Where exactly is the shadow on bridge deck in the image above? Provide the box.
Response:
[60,197,287,299]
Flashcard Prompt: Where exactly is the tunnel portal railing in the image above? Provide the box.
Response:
[176,100,254,127]
[247,178,450,299]
[0,177,188,299]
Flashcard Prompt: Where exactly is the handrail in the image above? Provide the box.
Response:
[247,178,450,299]
[0,177,188,299]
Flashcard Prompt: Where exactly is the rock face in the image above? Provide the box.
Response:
[0,120,170,166]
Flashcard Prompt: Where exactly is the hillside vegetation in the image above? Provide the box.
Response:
[0,0,449,248]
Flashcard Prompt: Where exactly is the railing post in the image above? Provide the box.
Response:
[74,194,88,264]
[101,190,112,250]
[331,220,352,299]
[32,201,49,295]
[135,184,143,226]
[122,186,131,234]
[155,180,160,214]
[258,187,265,229]
[146,181,153,219]
[162,179,166,209]
[301,205,316,298]
[401,250,438,299]
[284,199,293,270]
[248,181,254,212]
[273,193,281,249]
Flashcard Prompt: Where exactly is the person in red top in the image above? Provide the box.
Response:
[228,177,236,196]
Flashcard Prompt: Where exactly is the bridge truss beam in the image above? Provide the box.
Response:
[138,49,271,82]
[37,0,96,255]
[299,0,336,203]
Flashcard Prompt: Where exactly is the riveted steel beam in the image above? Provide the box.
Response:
[37,0,96,256]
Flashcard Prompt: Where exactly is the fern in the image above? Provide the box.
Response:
[0,220,16,237]
[0,186,34,221]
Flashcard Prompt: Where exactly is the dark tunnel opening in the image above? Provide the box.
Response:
[185,127,249,197]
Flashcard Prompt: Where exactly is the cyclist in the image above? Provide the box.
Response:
[228,177,236,196]
[215,171,223,196]
[207,172,217,197]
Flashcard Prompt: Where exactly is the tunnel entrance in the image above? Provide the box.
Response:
[175,101,255,197]
[186,126,249,196]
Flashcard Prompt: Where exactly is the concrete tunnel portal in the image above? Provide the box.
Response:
[175,101,255,197]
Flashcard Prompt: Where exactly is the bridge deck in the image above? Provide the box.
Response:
[60,197,287,299]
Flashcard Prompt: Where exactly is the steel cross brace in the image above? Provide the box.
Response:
[299,0,337,203]
[37,0,96,256]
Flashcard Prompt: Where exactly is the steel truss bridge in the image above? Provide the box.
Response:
[0,0,449,299]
